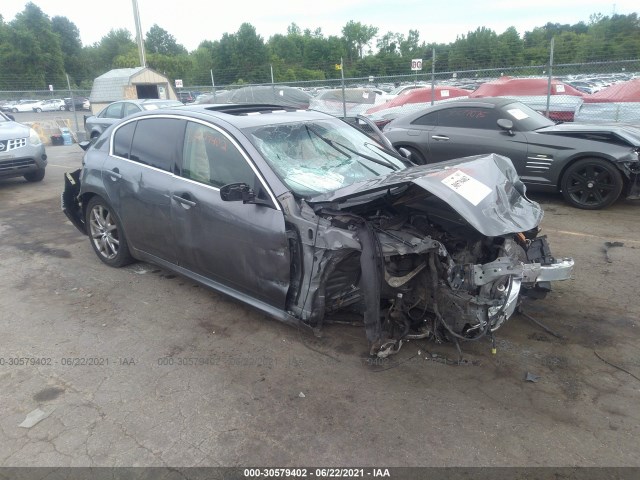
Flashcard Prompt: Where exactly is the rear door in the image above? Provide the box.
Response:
[172,120,290,309]
[101,117,185,263]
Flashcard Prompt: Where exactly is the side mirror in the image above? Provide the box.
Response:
[497,118,514,136]
[221,183,273,207]
[79,141,92,151]
[220,182,261,204]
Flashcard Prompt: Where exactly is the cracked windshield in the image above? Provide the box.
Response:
[248,120,405,196]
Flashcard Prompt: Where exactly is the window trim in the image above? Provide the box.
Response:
[108,114,281,211]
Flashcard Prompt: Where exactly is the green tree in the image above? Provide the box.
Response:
[145,24,187,56]
[233,23,270,83]
[496,27,524,66]
[377,31,403,55]
[399,30,422,58]
[93,28,137,69]
[51,16,84,83]
[341,21,378,62]
[6,2,65,87]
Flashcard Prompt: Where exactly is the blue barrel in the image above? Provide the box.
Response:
[60,127,73,145]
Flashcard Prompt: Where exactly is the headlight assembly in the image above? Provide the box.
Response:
[29,128,42,146]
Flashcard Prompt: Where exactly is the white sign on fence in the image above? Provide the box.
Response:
[411,59,423,71]
[175,79,183,88]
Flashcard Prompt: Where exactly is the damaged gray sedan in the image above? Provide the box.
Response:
[62,104,574,357]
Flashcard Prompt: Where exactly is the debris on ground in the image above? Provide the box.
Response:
[603,241,624,263]
[18,406,55,428]
[525,372,541,383]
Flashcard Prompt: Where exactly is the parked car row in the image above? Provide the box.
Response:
[0,97,90,113]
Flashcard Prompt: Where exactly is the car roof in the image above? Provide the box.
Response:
[137,103,338,129]
[118,99,180,104]
[426,97,518,109]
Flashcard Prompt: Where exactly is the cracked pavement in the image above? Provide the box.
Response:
[1,145,639,467]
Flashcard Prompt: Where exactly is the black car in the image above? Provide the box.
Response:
[383,98,640,209]
[64,97,89,111]
[177,91,195,104]
[62,103,573,357]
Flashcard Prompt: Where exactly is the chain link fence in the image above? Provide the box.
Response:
[184,58,640,126]
[2,60,638,127]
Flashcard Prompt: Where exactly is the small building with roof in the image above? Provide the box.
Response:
[88,67,177,114]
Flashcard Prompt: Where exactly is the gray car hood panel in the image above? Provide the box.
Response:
[308,153,543,237]
[536,122,640,146]
[0,121,30,139]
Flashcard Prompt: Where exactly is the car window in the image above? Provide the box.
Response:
[113,122,137,159]
[182,121,257,189]
[102,103,123,119]
[437,107,499,129]
[123,103,140,117]
[129,118,185,172]
[412,111,438,126]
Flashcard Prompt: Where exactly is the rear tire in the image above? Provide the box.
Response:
[24,169,45,182]
[560,158,623,210]
[60,105,65,111]
[85,196,133,268]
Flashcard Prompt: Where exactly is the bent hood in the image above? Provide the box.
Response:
[536,122,640,147]
[308,153,543,237]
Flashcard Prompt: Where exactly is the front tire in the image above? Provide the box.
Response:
[36,108,42,113]
[85,197,133,267]
[24,169,45,182]
[60,105,65,111]
[560,158,623,210]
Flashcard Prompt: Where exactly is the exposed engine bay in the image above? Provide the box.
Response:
[279,168,574,358]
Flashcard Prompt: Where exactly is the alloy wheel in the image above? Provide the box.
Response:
[89,204,120,260]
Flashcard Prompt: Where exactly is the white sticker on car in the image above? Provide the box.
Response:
[441,90,450,97]
[506,108,529,120]
[441,170,492,206]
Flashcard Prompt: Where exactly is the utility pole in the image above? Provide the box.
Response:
[132,0,146,67]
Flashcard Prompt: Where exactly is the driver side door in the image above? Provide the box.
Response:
[172,120,290,309]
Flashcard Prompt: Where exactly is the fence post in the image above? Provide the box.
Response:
[210,69,216,102]
[545,37,555,119]
[271,64,275,99]
[340,57,346,118]
[431,48,436,106]
[66,73,81,140]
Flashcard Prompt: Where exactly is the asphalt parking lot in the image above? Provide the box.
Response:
[1,144,639,467]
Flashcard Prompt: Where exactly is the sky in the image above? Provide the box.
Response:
[2,0,637,52]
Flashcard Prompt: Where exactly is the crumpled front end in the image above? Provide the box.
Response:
[61,169,86,234]
[283,154,574,357]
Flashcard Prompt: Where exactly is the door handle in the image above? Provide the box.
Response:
[172,193,197,208]
[431,135,449,141]
[108,168,122,180]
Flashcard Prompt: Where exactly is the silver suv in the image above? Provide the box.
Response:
[0,112,47,182]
